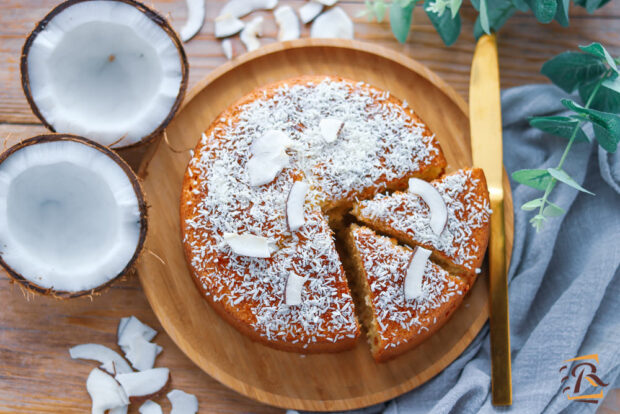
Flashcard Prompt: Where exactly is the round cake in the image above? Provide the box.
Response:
[181,76,449,353]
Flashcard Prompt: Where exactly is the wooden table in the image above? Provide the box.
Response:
[1,1,618,413]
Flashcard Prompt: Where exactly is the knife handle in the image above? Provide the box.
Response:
[489,189,512,405]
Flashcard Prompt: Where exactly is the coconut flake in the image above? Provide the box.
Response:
[316,0,338,5]
[116,368,170,400]
[168,389,199,414]
[286,181,309,232]
[319,118,344,143]
[275,6,301,41]
[214,14,245,38]
[408,177,448,235]
[117,316,157,352]
[221,39,233,60]
[284,271,309,306]
[139,400,163,414]
[70,343,133,375]
[86,368,129,414]
[404,247,432,301]
[124,336,161,371]
[299,2,323,24]
[247,129,291,186]
[240,16,264,52]
[310,7,353,39]
[223,233,276,257]
[180,0,206,42]
[219,0,278,18]
[109,406,128,414]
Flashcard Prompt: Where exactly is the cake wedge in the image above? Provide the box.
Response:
[346,224,468,362]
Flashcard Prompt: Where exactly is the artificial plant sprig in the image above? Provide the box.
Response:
[360,0,611,46]
[512,42,620,231]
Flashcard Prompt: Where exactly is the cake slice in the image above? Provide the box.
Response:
[352,168,491,284]
[346,224,468,362]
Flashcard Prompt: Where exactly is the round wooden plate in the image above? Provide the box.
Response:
[136,39,514,412]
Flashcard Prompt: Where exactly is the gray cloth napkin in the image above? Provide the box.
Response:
[295,84,620,414]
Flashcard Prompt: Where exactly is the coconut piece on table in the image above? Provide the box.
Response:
[240,16,264,52]
[0,135,146,298]
[311,7,354,39]
[284,272,309,306]
[223,233,276,258]
[407,177,448,235]
[109,406,128,414]
[316,0,338,5]
[299,1,323,24]
[221,39,234,60]
[214,13,245,38]
[319,118,344,143]
[86,368,129,414]
[21,0,188,148]
[219,0,278,19]
[116,368,170,403]
[403,246,432,301]
[275,6,300,41]
[69,344,133,375]
[168,389,199,414]
[124,336,162,371]
[117,316,158,352]
[180,0,206,42]
[286,181,309,232]
[139,400,163,414]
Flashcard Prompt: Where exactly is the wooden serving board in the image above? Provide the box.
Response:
[136,39,514,412]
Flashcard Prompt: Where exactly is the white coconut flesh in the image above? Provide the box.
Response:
[0,139,143,293]
[25,1,184,147]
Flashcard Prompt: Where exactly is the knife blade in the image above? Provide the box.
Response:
[469,33,512,406]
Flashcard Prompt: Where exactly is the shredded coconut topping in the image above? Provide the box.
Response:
[351,227,465,348]
[182,77,443,346]
[356,169,491,272]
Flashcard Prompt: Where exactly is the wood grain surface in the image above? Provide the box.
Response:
[0,1,618,413]
[136,39,514,411]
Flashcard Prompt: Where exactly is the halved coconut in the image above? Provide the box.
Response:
[0,134,147,298]
[21,0,189,149]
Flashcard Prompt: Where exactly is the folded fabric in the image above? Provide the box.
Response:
[294,84,620,414]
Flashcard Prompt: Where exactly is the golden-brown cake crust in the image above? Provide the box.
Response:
[181,76,447,353]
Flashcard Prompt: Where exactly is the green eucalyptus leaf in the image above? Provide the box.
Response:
[511,169,552,190]
[525,0,557,23]
[511,0,530,11]
[541,52,607,93]
[521,198,544,211]
[547,167,595,195]
[374,0,387,22]
[530,214,546,232]
[562,99,620,152]
[473,0,516,39]
[573,0,612,14]
[579,76,620,113]
[580,43,618,72]
[592,122,619,153]
[555,0,570,26]
[529,116,589,142]
[450,0,463,18]
[479,0,491,34]
[425,0,461,46]
[390,1,415,43]
[543,201,566,217]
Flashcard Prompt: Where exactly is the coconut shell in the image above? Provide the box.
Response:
[0,134,148,299]
[20,0,189,150]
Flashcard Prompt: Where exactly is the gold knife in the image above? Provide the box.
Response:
[469,33,512,406]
